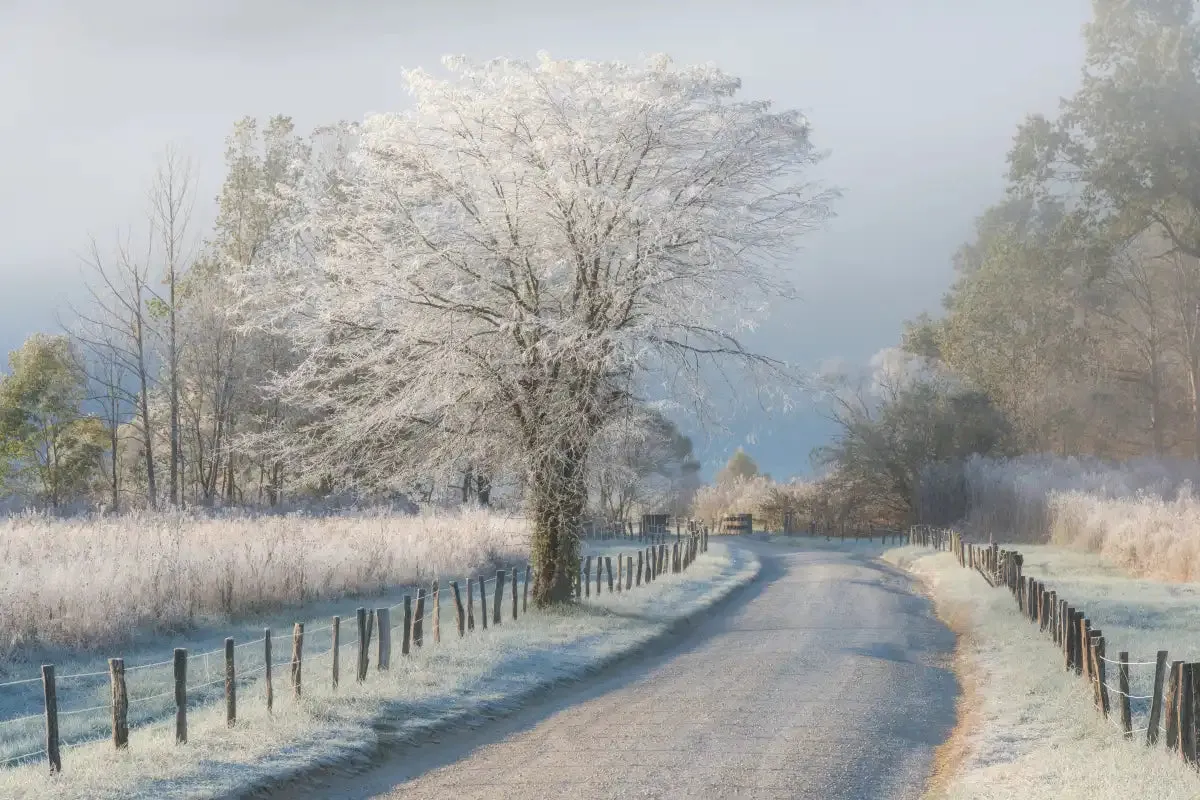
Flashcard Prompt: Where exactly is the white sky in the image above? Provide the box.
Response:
[0,0,1092,476]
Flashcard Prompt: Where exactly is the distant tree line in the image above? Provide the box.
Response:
[813,0,1200,525]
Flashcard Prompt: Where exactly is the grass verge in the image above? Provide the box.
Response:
[0,541,758,799]
[882,545,1200,799]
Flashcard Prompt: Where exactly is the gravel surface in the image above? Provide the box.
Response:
[272,539,957,800]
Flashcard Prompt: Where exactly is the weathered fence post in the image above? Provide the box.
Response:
[451,582,465,637]
[584,556,592,598]
[173,649,187,744]
[1180,662,1190,762]
[1166,660,1183,752]
[606,557,614,592]
[41,665,60,772]
[1148,650,1169,745]
[1096,636,1110,717]
[402,595,413,655]
[627,557,634,588]
[511,567,519,620]
[479,577,488,630]
[291,623,304,699]
[523,565,531,611]
[225,637,236,727]
[433,584,442,644]
[1118,651,1132,737]
[414,589,426,647]
[109,658,128,749]
[493,571,505,624]
[636,550,643,587]
[331,616,340,689]
[264,628,273,714]
[356,608,368,681]
[377,607,392,668]
[466,580,475,631]
[595,555,603,594]
[1183,662,1197,763]
[1190,663,1200,764]
[615,554,623,593]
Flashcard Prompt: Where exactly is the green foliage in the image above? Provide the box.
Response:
[1010,0,1200,255]
[0,334,104,507]
[716,448,759,485]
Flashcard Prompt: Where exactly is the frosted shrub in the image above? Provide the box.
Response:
[0,508,527,654]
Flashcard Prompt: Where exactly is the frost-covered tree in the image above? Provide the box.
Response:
[237,54,835,605]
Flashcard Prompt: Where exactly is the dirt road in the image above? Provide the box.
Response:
[273,539,957,799]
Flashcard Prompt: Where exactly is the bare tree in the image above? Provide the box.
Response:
[147,145,196,507]
[74,233,159,509]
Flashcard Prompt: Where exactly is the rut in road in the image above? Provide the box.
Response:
[268,540,958,800]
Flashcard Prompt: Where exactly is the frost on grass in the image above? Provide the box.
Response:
[0,542,758,800]
[885,546,1200,799]
[0,508,527,655]
[920,454,1200,580]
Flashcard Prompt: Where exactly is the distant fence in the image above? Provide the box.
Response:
[580,516,699,542]
[0,527,709,775]
[913,524,1193,764]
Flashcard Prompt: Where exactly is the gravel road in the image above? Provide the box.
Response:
[275,538,957,800]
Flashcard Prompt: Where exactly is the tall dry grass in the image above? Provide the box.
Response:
[0,508,527,655]
[919,454,1200,580]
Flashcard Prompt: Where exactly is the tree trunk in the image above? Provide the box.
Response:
[529,446,586,607]
[462,465,473,505]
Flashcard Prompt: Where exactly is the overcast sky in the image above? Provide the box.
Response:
[0,0,1092,479]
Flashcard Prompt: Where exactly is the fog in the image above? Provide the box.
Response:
[0,0,1090,476]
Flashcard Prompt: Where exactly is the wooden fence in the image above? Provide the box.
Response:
[916,525,1191,762]
[1,528,710,774]
[580,516,697,543]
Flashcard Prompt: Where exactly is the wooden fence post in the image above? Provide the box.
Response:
[1063,606,1073,668]
[1191,663,1200,764]
[1078,616,1089,677]
[1166,660,1183,752]
[636,551,643,587]
[264,628,273,714]
[291,623,304,699]
[595,555,603,594]
[331,617,340,689]
[109,658,128,749]
[173,649,187,744]
[356,608,368,681]
[1096,636,1110,716]
[41,665,60,772]
[433,584,441,644]
[414,589,426,647]
[1118,651,1132,737]
[584,556,592,598]
[479,577,488,630]
[1183,662,1197,763]
[626,557,633,589]
[491,573,504,624]
[615,554,623,593]
[377,607,392,668]
[402,595,412,656]
[523,565,531,611]
[225,637,236,727]
[606,557,614,592]
[466,580,475,631]
[511,567,518,620]
[1148,650,1169,746]
[451,582,465,637]
[366,609,375,668]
